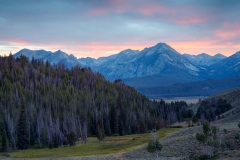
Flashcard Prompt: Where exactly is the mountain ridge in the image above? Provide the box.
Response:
[13,43,240,98]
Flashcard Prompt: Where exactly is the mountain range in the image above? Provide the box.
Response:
[14,49,80,68]
[14,43,240,98]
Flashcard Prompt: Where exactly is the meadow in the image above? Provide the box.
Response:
[9,128,181,158]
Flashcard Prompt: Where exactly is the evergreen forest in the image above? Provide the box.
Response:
[0,55,191,151]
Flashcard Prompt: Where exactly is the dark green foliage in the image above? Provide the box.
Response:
[238,121,240,128]
[196,133,206,144]
[234,133,239,140]
[96,118,105,141]
[223,129,227,134]
[110,106,119,135]
[17,97,29,150]
[146,140,163,153]
[203,120,210,136]
[0,55,190,151]
[103,115,111,136]
[53,134,59,148]
[0,120,8,152]
[48,141,54,149]
[196,98,231,122]
[196,120,211,145]
[192,116,199,123]
[66,132,76,146]
[169,125,183,128]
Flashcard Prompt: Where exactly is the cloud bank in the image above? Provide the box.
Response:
[0,0,240,58]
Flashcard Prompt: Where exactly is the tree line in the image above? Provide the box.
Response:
[0,55,191,151]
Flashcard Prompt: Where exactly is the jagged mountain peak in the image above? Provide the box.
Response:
[52,50,69,59]
[198,53,211,57]
[54,50,66,54]
[21,48,32,52]
[14,49,80,68]
[155,42,170,48]
[118,49,139,55]
[213,53,226,58]
[142,42,178,56]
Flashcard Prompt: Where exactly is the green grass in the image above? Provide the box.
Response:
[9,128,181,158]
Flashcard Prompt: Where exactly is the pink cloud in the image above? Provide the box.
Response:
[6,39,28,45]
[137,4,209,26]
[137,3,175,15]
[87,9,108,16]
[171,16,206,25]
[169,40,239,56]
[214,22,240,38]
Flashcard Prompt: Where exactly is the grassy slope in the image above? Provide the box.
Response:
[9,128,181,158]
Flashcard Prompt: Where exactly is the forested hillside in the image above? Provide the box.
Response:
[0,55,190,151]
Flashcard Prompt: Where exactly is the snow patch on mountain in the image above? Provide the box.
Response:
[184,63,199,72]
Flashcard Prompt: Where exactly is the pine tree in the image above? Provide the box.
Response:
[0,120,8,152]
[17,97,29,150]
[96,118,105,141]
[110,106,118,135]
[103,114,111,136]
[66,131,76,146]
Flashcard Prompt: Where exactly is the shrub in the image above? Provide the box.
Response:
[146,140,163,153]
[235,133,239,139]
[223,129,227,134]
[170,125,182,128]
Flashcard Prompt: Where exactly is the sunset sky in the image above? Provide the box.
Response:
[0,0,240,58]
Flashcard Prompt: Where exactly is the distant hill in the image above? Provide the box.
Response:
[137,75,240,98]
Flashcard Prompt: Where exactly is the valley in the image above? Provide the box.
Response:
[6,128,180,158]
[1,43,239,159]
[160,97,203,104]
[1,1,240,159]
[0,49,240,159]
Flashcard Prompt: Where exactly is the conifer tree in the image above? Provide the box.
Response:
[17,97,29,150]
[110,106,118,135]
[96,117,105,141]
[0,120,9,152]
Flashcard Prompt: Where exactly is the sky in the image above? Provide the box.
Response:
[0,0,240,58]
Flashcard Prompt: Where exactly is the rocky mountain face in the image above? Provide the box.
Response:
[14,49,80,68]
[208,51,240,78]
[79,43,207,81]
[183,53,226,66]
[13,43,240,91]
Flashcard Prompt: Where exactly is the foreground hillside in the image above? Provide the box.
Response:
[122,115,240,160]
[0,55,191,152]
